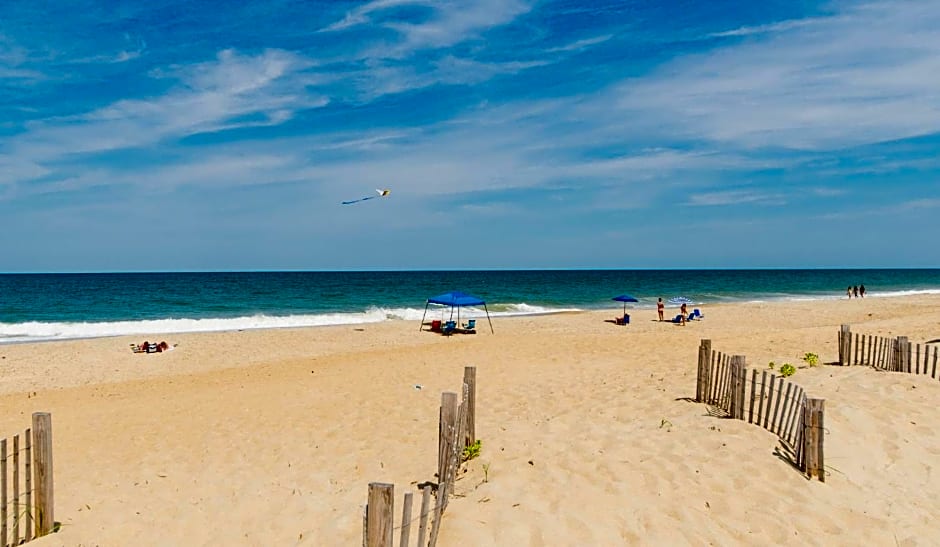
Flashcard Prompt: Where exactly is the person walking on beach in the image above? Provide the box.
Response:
[860,284,866,298]
[657,297,664,321]
[847,286,853,299]
[853,285,859,298]
[680,302,688,325]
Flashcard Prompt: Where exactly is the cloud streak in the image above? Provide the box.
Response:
[616,0,940,151]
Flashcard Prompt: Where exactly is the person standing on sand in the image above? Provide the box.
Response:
[860,284,866,298]
[847,286,853,299]
[853,285,859,298]
[680,302,688,325]
[657,297,664,321]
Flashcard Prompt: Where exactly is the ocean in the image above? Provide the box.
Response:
[1,269,939,344]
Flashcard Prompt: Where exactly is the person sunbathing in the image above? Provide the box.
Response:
[131,341,175,353]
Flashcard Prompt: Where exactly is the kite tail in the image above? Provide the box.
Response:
[341,195,377,205]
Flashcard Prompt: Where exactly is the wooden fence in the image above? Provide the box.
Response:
[839,325,940,376]
[362,366,477,547]
[1,413,54,547]
[696,340,825,481]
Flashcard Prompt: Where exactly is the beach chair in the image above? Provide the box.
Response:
[687,313,695,321]
[615,314,630,325]
[693,309,703,319]
[672,314,683,324]
[462,319,476,331]
[442,320,457,335]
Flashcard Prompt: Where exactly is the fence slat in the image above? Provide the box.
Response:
[748,369,757,424]
[13,434,19,544]
[916,344,921,375]
[854,333,859,365]
[769,378,783,434]
[817,401,826,483]
[417,486,431,547]
[784,386,803,445]
[463,366,476,448]
[437,393,458,493]
[763,374,777,430]
[729,357,745,420]
[428,491,444,547]
[842,325,851,365]
[1,438,7,546]
[757,371,767,427]
[400,491,414,547]
[776,382,792,435]
[712,352,724,407]
[710,350,718,404]
[934,347,938,380]
[24,427,31,542]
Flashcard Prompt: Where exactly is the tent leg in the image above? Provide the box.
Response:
[420,303,430,331]
[484,304,494,333]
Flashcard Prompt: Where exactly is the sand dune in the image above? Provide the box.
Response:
[2,295,939,545]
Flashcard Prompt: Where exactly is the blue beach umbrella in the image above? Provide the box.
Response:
[612,294,639,315]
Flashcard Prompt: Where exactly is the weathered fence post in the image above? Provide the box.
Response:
[463,366,476,448]
[364,483,394,547]
[839,325,851,365]
[802,399,825,482]
[32,412,54,538]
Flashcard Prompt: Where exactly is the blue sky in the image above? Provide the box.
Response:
[2,0,939,272]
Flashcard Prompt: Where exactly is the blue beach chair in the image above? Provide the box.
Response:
[442,320,457,335]
[462,319,476,331]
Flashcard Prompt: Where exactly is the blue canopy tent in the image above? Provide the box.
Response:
[420,291,494,333]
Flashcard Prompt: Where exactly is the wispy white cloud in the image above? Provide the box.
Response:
[894,197,940,211]
[13,49,325,158]
[322,0,532,58]
[546,34,614,53]
[320,0,422,32]
[810,187,847,197]
[686,190,787,207]
[615,1,940,151]
[708,18,819,38]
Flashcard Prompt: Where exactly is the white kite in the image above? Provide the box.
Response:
[342,189,390,205]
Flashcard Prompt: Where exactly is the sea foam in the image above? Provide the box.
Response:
[0,303,580,344]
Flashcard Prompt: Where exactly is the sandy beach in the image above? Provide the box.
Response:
[3,295,940,546]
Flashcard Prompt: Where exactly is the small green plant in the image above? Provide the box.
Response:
[482,463,490,483]
[768,361,776,370]
[779,363,796,377]
[803,352,820,367]
[462,440,482,462]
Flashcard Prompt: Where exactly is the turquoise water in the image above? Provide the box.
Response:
[1,269,938,343]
